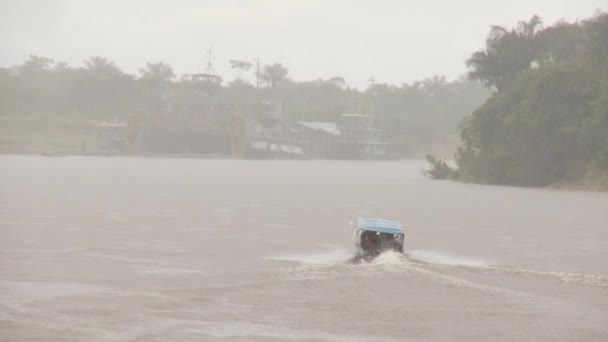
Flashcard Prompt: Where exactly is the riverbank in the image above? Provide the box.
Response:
[424,156,608,193]
[551,169,608,192]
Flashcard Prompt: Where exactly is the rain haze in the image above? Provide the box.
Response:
[1,1,608,341]
[1,0,605,87]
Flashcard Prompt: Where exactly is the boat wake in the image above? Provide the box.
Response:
[406,249,491,268]
[265,249,484,269]
[368,250,406,265]
[267,249,528,297]
[264,249,354,265]
[267,249,407,281]
[497,267,608,288]
[266,248,608,288]
[406,250,608,288]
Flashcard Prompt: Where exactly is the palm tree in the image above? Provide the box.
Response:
[258,63,288,87]
[138,62,174,116]
[85,57,121,73]
[467,15,543,91]
[139,61,175,82]
[229,59,253,80]
[79,56,132,117]
[19,55,54,74]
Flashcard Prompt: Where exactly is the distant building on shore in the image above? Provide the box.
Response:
[95,121,129,153]
[134,72,231,155]
[93,98,390,160]
[240,101,305,158]
[297,121,341,158]
[334,114,389,159]
[296,114,389,159]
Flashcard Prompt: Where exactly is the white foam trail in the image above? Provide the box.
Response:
[408,266,527,296]
[407,250,490,268]
[371,250,406,265]
[265,249,354,265]
[501,268,608,288]
[268,249,489,269]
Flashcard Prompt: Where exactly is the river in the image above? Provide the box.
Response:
[1,156,607,341]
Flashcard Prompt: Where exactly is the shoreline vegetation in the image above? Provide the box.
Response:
[2,13,606,192]
[424,11,608,192]
[423,154,608,192]
[0,57,488,161]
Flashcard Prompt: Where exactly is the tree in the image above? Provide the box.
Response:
[466,15,543,91]
[18,55,54,75]
[229,59,253,80]
[420,75,447,96]
[139,61,175,82]
[138,62,175,115]
[79,56,135,118]
[84,56,123,78]
[258,63,288,87]
[12,56,57,115]
[422,154,457,179]
[452,12,608,187]
[328,76,346,88]
[536,21,585,66]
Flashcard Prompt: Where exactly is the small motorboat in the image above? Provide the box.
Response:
[352,217,404,261]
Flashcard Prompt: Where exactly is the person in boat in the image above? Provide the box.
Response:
[361,231,378,252]
[353,217,405,260]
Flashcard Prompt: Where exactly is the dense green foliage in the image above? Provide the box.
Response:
[453,12,608,187]
[0,56,488,155]
[421,154,457,180]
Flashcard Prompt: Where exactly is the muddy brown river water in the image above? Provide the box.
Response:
[1,156,607,341]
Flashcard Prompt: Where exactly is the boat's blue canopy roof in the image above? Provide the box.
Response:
[356,217,404,235]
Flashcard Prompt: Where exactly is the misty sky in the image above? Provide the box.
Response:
[1,0,605,88]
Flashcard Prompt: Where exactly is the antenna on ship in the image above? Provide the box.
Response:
[368,76,376,122]
[255,57,260,88]
[205,46,215,75]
